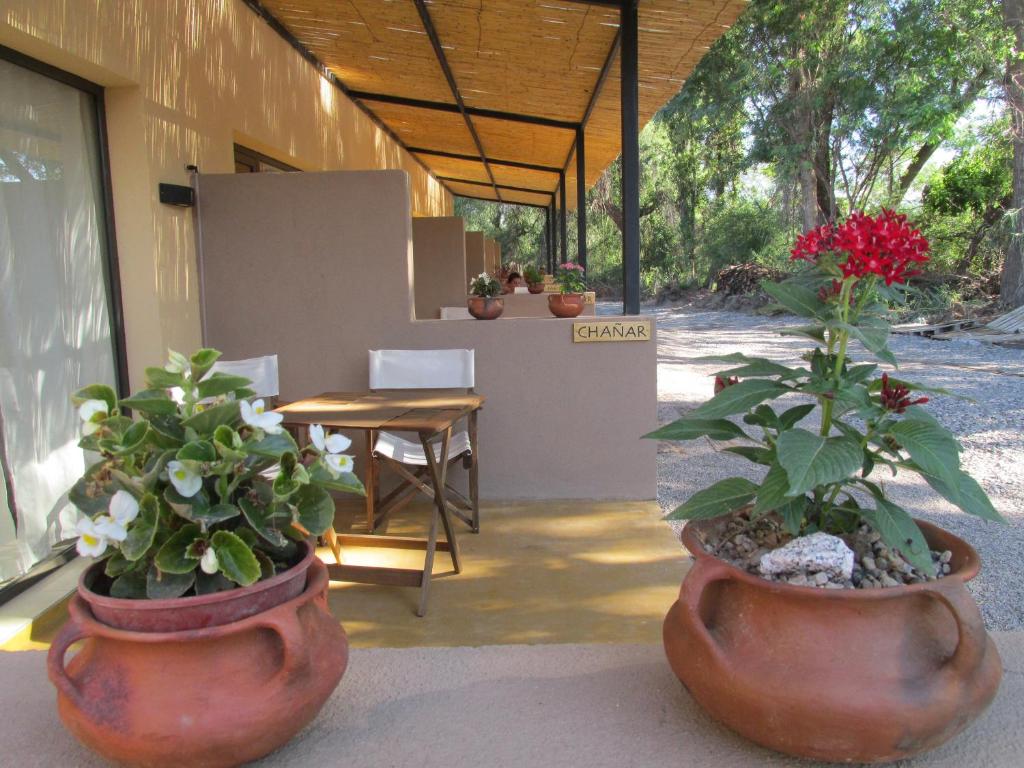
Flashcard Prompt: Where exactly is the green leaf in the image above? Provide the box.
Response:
[743,404,780,429]
[148,415,185,449]
[103,550,133,577]
[144,367,185,389]
[211,530,261,586]
[913,466,1005,523]
[146,565,195,599]
[114,420,150,455]
[294,485,336,537]
[752,462,791,516]
[239,498,289,547]
[197,373,252,399]
[665,477,758,521]
[778,404,815,429]
[121,494,159,561]
[690,380,791,419]
[189,348,222,380]
[308,464,366,495]
[722,446,774,465]
[177,440,217,462]
[777,496,808,535]
[191,503,241,527]
[776,429,863,496]
[118,389,179,416]
[195,570,234,595]
[889,418,960,482]
[779,325,827,342]
[154,524,202,573]
[867,377,969,401]
[245,431,299,460]
[860,497,934,574]
[109,569,147,599]
[845,364,879,385]
[72,384,118,412]
[836,316,897,367]
[181,400,241,436]
[763,281,824,319]
[141,450,177,491]
[643,417,748,441]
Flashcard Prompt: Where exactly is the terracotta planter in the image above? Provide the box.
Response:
[548,293,584,318]
[663,515,1001,763]
[48,545,348,768]
[528,282,545,294]
[467,296,504,319]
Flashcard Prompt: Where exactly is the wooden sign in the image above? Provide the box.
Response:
[572,319,652,343]
[543,283,560,293]
[583,291,596,305]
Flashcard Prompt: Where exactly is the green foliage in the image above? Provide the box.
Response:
[70,349,365,600]
[468,272,501,297]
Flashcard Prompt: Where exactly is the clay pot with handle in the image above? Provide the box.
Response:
[467,296,504,319]
[48,544,347,768]
[528,283,545,294]
[663,515,1002,763]
[548,293,584,318]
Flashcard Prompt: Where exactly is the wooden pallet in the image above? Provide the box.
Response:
[986,305,1024,334]
[891,318,977,337]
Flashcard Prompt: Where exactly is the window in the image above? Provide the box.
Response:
[234,144,299,173]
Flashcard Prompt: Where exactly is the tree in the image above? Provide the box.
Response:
[1004,0,1024,306]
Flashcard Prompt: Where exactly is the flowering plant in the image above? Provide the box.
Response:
[555,262,586,294]
[647,210,1003,575]
[523,264,544,285]
[69,348,365,599]
[469,272,501,298]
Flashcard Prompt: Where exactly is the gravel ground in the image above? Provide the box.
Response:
[640,301,1024,631]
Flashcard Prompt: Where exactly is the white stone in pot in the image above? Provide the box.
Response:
[758,532,855,581]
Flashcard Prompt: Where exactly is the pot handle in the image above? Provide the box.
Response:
[676,557,736,670]
[921,579,989,678]
[252,604,311,685]
[47,609,89,706]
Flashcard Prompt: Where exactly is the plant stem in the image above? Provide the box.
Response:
[819,278,855,437]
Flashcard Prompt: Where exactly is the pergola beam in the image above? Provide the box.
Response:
[408,148,562,175]
[436,176,554,197]
[349,91,580,131]
[455,193,548,210]
[412,0,501,202]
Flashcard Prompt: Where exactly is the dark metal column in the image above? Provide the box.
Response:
[620,0,641,315]
[575,129,587,269]
[544,205,552,272]
[558,170,568,266]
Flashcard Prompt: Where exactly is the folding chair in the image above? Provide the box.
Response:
[368,349,480,534]
[209,354,280,402]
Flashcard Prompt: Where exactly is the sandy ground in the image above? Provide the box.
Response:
[641,302,1024,631]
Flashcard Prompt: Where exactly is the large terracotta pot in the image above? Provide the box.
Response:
[528,282,545,294]
[48,545,347,768]
[467,296,504,319]
[664,515,1001,763]
[548,293,584,318]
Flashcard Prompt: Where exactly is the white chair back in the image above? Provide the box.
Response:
[210,354,280,398]
[369,349,474,390]
[440,307,473,320]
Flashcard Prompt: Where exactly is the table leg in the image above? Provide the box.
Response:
[365,429,377,533]
[468,409,480,533]
[417,427,461,617]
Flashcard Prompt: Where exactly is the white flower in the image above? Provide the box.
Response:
[75,518,108,557]
[309,424,352,454]
[165,349,190,375]
[78,399,108,435]
[200,546,219,575]
[240,399,283,434]
[109,490,139,526]
[324,453,355,477]
[167,460,202,497]
[93,515,128,542]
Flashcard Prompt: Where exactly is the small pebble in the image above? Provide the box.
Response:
[940,550,952,564]
[880,574,899,588]
[813,572,829,586]
[862,556,876,572]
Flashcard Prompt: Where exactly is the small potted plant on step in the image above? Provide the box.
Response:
[468,272,504,319]
[648,210,1004,763]
[523,264,545,294]
[548,261,587,317]
[48,348,365,768]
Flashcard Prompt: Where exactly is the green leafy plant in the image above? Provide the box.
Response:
[646,211,1004,575]
[69,348,365,599]
[469,272,501,298]
[523,264,543,285]
[554,262,587,294]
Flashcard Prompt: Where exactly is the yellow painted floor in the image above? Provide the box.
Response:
[1,500,689,651]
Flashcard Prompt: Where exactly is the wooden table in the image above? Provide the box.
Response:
[277,390,485,616]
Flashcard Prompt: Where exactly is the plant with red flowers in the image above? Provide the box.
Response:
[646,211,1003,575]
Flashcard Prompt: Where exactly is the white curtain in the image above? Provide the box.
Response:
[0,58,118,581]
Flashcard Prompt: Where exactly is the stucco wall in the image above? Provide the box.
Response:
[412,217,468,320]
[0,0,452,389]
[465,232,487,280]
[198,170,657,500]
[485,238,501,274]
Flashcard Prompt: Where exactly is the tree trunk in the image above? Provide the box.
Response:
[1003,0,1024,307]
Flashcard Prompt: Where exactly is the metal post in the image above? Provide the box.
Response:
[559,170,568,266]
[544,205,552,272]
[575,129,587,270]
[620,0,641,315]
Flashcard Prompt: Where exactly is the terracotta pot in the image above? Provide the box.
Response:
[528,282,545,294]
[467,296,504,319]
[48,547,347,768]
[548,293,584,318]
[663,515,1001,763]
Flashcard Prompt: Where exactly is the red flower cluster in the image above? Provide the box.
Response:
[714,376,739,394]
[879,373,928,414]
[791,210,930,285]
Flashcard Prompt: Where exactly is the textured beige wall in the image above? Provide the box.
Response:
[465,232,487,280]
[412,217,468,320]
[0,0,452,389]
[198,170,656,500]
[484,239,501,275]
[496,293,597,318]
